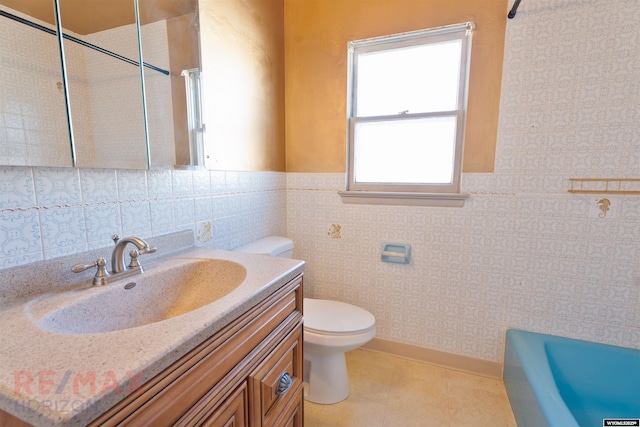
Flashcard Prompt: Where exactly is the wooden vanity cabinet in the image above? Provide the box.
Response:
[88,274,304,427]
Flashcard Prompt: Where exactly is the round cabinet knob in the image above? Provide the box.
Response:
[275,372,293,396]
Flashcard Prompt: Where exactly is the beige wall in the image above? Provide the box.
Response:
[284,0,507,173]
[199,0,285,171]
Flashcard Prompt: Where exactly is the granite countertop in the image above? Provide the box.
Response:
[0,247,305,427]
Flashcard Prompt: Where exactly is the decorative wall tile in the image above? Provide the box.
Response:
[196,220,213,246]
[85,205,121,243]
[120,201,151,236]
[34,168,81,205]
[117,169,148,201]
[147,169,172,199]
[0,211,41,258]
[195,197,212,222]
[0,169,285,265]
[174,198,195,228]
[225,171,239,193]
[80,169,118,204]
[172,170,193,197]
[238,172,252,192]
[193,170,211,195]
[210,171,226,194]
[150,200,175,236]
[0,166,35,209]
[211,195,228,219]
[40,207,86,251]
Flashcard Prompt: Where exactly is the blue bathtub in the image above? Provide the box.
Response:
[503,329,640,427]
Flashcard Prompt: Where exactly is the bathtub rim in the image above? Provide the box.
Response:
[504,329,580,427]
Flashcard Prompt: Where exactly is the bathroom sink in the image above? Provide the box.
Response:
[29,258,247,334]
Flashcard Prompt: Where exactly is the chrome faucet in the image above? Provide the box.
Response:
[72,235,157,286]
[111,235,157,274]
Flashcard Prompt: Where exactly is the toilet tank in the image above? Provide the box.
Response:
[234,236,294,258]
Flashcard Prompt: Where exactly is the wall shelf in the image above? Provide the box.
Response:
[568,178,640,195]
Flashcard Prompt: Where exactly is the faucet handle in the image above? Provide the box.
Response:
[72,258,102,273]
[72,257,110,286]
[128,249,142,270]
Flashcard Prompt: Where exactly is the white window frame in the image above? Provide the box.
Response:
[339,22,474,207]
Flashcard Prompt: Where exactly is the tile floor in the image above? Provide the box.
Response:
[304,349,517,427]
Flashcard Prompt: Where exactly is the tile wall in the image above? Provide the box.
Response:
[0,167,286,269]
[287,0,640,362]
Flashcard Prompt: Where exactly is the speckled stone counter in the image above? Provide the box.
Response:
[0,246,304,427]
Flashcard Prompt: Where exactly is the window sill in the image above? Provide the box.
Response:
[338,191,469,207]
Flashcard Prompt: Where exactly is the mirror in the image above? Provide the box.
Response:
[0,0,200,169]
[138,0,202,169]
[0,2,71,167]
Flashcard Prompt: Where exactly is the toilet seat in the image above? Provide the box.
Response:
[304,298,375,336]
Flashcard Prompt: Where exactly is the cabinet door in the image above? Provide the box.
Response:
[199,382,248,427]
[249,324,303,427]
[274,391,303,427]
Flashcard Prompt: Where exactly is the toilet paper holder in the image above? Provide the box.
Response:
[381,243,411,264]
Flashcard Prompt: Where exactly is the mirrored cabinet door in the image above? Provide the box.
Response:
[59,0,149,169]
[1,0,202,171]
[139,0,201,169]
[0,2,74,167]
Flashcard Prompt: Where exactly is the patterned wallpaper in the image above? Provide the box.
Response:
[0,167,287,269]
[287,0,640,362]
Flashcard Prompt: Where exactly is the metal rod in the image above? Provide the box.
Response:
[508,0,522,19]
[53,0,76,167]
[0,9,169,76]
[134,0,152,169]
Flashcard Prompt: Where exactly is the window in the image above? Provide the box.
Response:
[340,22,474,207]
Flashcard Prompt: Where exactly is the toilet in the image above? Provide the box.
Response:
[235,236,376,404]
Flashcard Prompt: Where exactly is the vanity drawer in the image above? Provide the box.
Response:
[249,323,303,427]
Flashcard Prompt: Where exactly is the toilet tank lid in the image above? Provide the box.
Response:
[234,236,293,256]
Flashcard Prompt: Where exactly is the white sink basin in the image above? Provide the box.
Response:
[28,258,247,334]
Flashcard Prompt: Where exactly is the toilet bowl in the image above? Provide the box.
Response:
[303,298,376,404]
[235,236,376,405]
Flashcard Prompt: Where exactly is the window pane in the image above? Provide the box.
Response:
[354,116,457,184]
[356,40,462,117]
